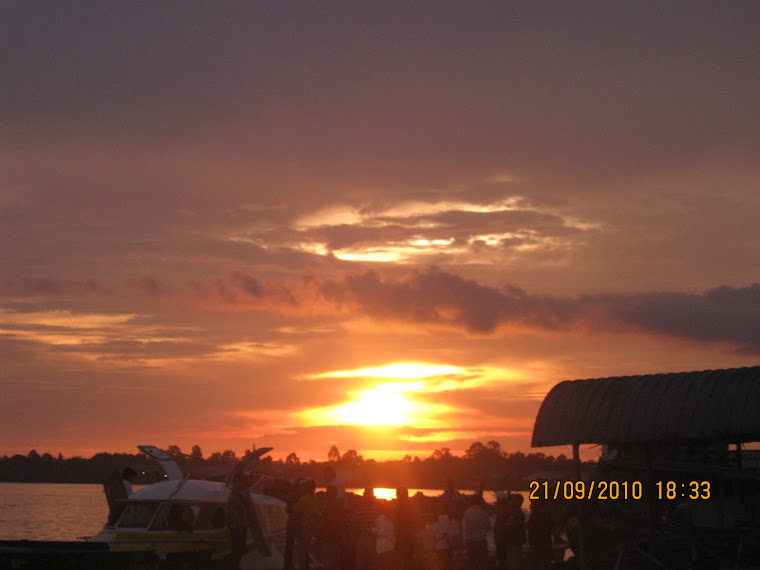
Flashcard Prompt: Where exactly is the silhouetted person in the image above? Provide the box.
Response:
[494,493,525,570]
[350,488,378,570]
[435,502,460,570]
[527,499,553,570]
[284,478,307,570]
[320,485,347,570]
[661,500,694,568]
[395,486,424,569]
[439,478,466,521]
[374,499,396,569]
[212,507,226,529]
[462,493,490,569]
[227,472,270,570]
[227,473,253,570]
[167,503,194,531]
[324,465,346,502]
[104,467,137,526]
[292,479,320,569]
[493,493,510,570]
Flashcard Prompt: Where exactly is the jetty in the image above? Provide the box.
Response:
[531,365,760,568]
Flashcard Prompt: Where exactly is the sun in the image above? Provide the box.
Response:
[297,361,466,428]
[297,382,450,428]
[333,389,414,426]
[373,488,395,501]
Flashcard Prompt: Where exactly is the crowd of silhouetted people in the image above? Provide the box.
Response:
[279,469,561,570]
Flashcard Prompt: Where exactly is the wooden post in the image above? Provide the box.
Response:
[573,443,588,570]
[645,445,656,555]
[718,471,725,529]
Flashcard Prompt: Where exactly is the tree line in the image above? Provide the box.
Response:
[0,441,594,490]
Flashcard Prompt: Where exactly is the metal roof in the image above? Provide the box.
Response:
[531,366,760,447]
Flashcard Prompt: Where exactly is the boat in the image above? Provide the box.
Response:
[88,445,288,568]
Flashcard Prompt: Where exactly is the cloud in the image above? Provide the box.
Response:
[6,266,760,356]
[606,286,760,352]
[1,278,110,297]
[50,339,221,361]
[191,271,298,308]
[247,195,596,267]
[316,267,544,333]
[314,268,760,351]
[231,271,262,298]
[128,277,171,297]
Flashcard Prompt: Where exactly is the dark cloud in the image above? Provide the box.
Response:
[318,267,558,333]
[231,271,263,298]
[0,278,110,297]
[707,284,760,308]
[6,267,760,354]
[316,268,760,352]
[191,272,298,307]
[128,277,171,297]
[607,287,760,353]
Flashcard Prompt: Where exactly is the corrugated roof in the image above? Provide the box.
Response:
[531,366,760,447]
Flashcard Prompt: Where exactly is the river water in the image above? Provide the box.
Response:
[0,483,108,541]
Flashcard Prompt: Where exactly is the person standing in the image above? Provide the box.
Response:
[104,467,137,526]
[227,473,254,570]
[494,493,525,570]
[439,478,466,521]
[284,479,307,570]
[527,499,554,570]
[374,500,396,570]
[394,486,424,569]
[462,493,490,569]
[292,479,321,569]
[350,488,378,570]
[324,465,346,502]
[226,472,270,569]
[435,502,460,570]
[319,485,347,570]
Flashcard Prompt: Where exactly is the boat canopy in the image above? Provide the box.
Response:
[532,366,760,447]
[131,479,283,507]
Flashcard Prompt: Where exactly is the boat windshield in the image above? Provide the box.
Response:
[117,502,159,529]
[150,503,196,531]
[149,502,226,531]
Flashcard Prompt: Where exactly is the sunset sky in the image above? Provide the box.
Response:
[3,2,760,461]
